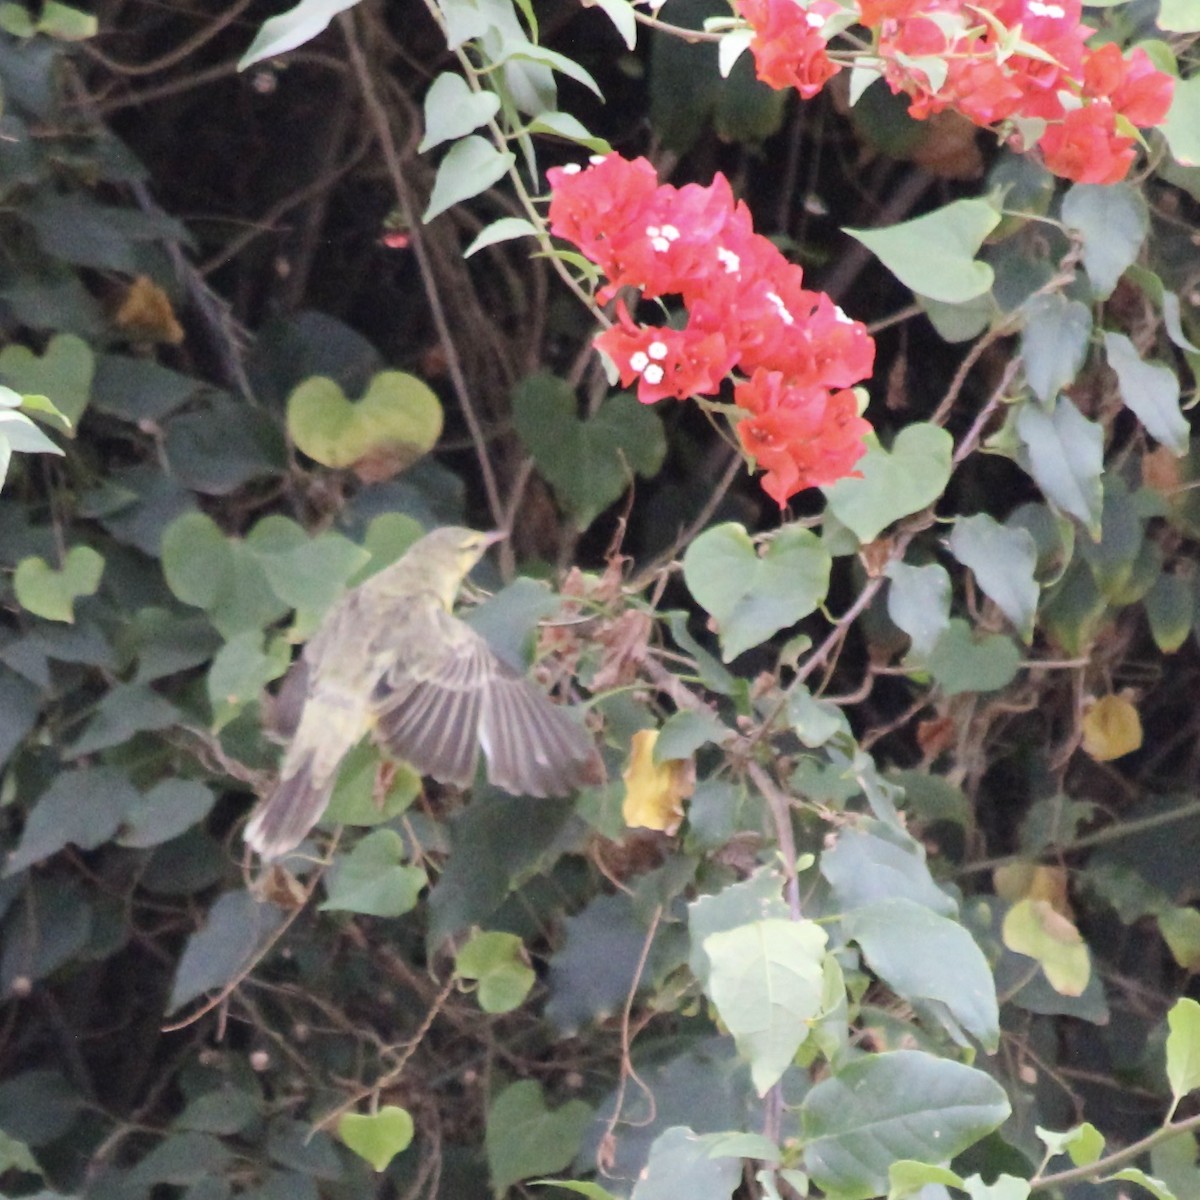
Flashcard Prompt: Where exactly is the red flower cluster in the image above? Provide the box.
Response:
[733,0,1174,186]
[546,154,875,504]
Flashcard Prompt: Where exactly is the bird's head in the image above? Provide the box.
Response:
[363,526,505,606]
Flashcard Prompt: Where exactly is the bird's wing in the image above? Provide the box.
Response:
[370,602,597,797]
[369,602,491,788]
[477,665,599,798]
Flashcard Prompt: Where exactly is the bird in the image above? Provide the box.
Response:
[244,526,599,860]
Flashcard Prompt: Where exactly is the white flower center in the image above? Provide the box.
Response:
[767,292,795,326]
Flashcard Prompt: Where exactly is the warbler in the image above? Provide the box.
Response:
[244,526,598,860]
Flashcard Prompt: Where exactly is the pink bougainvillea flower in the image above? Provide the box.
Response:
[734,370,871,504]
[547,154,877,500]
[1038,101,1135,185]
[735,0,842,97]
[594,305,737,404]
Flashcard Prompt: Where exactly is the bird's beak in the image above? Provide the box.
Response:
[482,530,508,548]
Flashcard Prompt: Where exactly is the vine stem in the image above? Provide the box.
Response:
[338,10,505,530]
[1030,1110,1200,1193]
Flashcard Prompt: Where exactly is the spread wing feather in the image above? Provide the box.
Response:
[370,610,491,787]
[371,605,596,797]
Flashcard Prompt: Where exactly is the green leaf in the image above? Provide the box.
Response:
[1163,74,1200,166]
[427,792,577,947]
[926,619,1021,696]
[587,0,637,48]
[465,217,539,258]
[13,546,103,623]
[238,0,360,69]
[1061,184,1148,299]
[688,867,789,988]
[822,826,957,917]
[320,830,426,917]
[127,1132,234,1186]
[0,1070,83,1147]
[1150,1131,1200,1199]
[844,198,1001,303]
[424,135,516,222]
[0,412,63,458]
[161,512,290,637]
[455,930,536,1013]
[68,682,180,757]
[947,514,1039,641]
[1104,1167,1179,1200]
[702,918,828,1094]
[787,684,851,747]
[33,1,98,39]
[889,1160,964,1196]
[1020,295,1091,404]
[175,1088,261,1135]
[5,767,139,875]
[801,1052,1010,1200]
[1014,396,1104,534]
[631,1127,741,1200]
[532,1183,620,1200]
[654,709,733,761]
[823,424,953,544]
[321,739,422,827]
[885,560,951,658]
[207,630,290,731]
[1158,0,1200,29]
[545,891,668,1033]
[286,371,443,472]
[485,1080,593,1196]
[337,1106,414,1172]
[1159,907,1200,971]
[1104,332,1189,455]
[419,72,502,152]
[0,333,93,428]
[843,898,1000,1050]
[512,375,666,528]
[962,1175,1031,1200]
[527,111,612,154]
[1167,997,1200,1102]
[682,523,831,661]
[1001,897,1090,996]
[117,780,216,849]
[169,891,287,1013]
[1077,479,1144,600]
[1036,1121,1104,1167]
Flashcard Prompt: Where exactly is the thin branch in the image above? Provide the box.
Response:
[338,10,505,527]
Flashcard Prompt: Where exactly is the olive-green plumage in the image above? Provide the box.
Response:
[244,527,597,860]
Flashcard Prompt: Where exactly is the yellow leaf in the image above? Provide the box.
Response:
[1159,907,1200,972]
[994,862,1074,920]
[1002,896,1090,996]
[621,729,692,833]
[1081,694,1142,761]
[115,275,184,345]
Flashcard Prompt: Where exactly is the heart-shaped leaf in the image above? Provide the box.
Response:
[823,424,953,544]
[0,333,94,429]
[287,371,443,478]
[926,619,1021,696]
[512,373,666,528]
[320,830,427,918]
[683,522,832,661]
[485,1080,592,1195]
[338,1106,415,1172]
[419,72,502,152]
[14,546,104,623]
[455,930,536,1013]
[844,198,1000,304]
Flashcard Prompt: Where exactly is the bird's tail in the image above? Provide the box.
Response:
[244,753,332,861]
